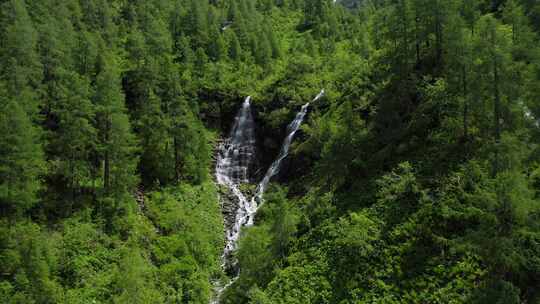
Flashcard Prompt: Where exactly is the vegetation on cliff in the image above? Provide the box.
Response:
[1,0,540,303]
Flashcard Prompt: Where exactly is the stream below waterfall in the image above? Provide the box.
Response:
[211,90,325,303]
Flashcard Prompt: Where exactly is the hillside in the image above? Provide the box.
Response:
[1,0,540,303]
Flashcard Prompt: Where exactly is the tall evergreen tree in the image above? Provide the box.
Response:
[228,31,243,60]
[48,72,96,203]
[0,90,45,214]
[94,59,138,198]
[187,0,209,50]
[0,0,42,114]
[137,91,170,186]
[476,15,510,173]
[446,6,474,139]
[255,33,272,66]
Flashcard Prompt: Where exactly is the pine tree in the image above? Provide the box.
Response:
[255,33,272,66]
[74,30,98,76]
[125,29,147,69]
[208,26,227,61]
[137,91,170,185]
[267,188,297,263]
[461,0,481,33]
[446,5,474,139]
[94,59,138,198]
[228,0,240,22]
[0,0,42,112]
[228,31,243,60]
[194,47,208,75]
[170,103,210,184]
[502,0,535,59]
[475,15,512,174]
[180,35,196,64]
[381,0,414,82]
[0,91,45,214]
[304,33,317,56]
[303,0,325,29]
[48,72,96,202]
[266,28,281,59]
[143,15,173,56]
[187,0,209,50]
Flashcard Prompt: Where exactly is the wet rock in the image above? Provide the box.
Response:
[218,186,240,232]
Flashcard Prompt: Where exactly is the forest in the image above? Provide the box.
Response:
[0,0,540,303]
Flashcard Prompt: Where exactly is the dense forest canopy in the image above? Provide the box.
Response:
[0,0,540,303]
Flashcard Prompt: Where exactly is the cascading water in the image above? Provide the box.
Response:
[252,89,326,207]
[216,96,256,185]
[212,90,324,303]
[215,96,256,263]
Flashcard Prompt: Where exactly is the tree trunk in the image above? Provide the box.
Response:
[435,9,443,65]
[415,15,421,65]
[462,65,469,139]
[104,116,111,193]
[174,136,180,182]
[493,47,502,176]
[493,59,501,142]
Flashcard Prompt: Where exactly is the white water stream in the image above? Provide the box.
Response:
[212,90,324,303]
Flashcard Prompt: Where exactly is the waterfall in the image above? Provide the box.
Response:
[249,89,326,223]
[216,96,256,186]
[215,96,256,263]
[212,90,324,303]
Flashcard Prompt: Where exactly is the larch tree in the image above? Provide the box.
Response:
[94,58,138,199]
[0,94,45,214]
[48,72,97,203]
[0,0,42,115]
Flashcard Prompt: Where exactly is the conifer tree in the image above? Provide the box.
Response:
[194,47,208,75]
[143,16,173,56]
[48,72,96,202]
[0,0,42,113]
[266,28,281,59]
[475,15,512,174]
[75,30,98,77]
[255,33,272,66]
[170,103,210,184]
[94,59,138,198]
[208,26,227,61]
[382,0,414,82]
[446,6,474,139]
[125,29,148,69]
[503,0,535,59]
[137,91,169,185]
[304,33,318,56]
[228,0,240,22]
[187,0,209,50]
[461,0,481,33]
[0,93,45,214]
[228,31,243,60]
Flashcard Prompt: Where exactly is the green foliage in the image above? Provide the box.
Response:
[94,59,138,200]
[0,221,62,303]
[0,98,44,214]
[2,0,540,303]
